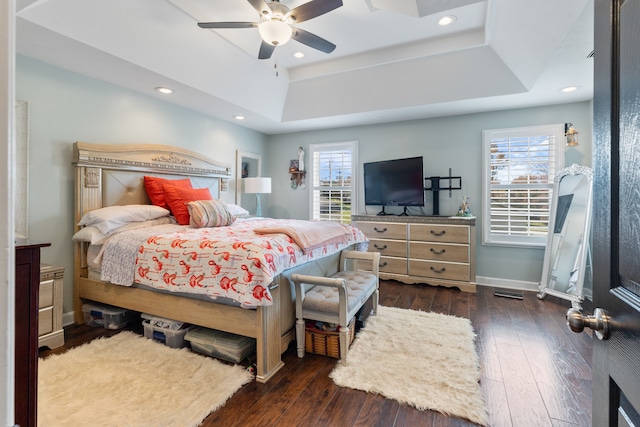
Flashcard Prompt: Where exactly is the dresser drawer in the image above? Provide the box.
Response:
[355,221,407,240]
[369,239,407,258]
[38,306,53,336]
[409,260,470,282]
[379,256,407,275]
[409,242,469,263]
[409,224,469,244]
[39,279,54,309]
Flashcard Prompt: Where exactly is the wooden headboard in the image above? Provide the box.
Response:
[73,142,232,222]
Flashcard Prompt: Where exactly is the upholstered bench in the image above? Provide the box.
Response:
[291,250,380,364]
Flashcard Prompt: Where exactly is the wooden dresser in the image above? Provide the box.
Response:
[38,264,65,349]
[352,215,476,292]
[15,239,51,427]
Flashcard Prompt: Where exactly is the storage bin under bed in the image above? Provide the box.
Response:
[185,327,255,364]
[82,302,139,330]
[142,320,192,348]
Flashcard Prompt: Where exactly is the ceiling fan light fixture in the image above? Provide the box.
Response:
[258,20,292,46]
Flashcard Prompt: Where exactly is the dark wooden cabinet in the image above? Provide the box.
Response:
[15,240,50,427]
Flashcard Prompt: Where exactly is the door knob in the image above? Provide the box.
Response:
[566,307,610,340]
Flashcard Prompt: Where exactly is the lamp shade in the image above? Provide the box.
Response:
[244,177,272,194]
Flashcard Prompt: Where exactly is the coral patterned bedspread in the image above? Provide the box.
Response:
[99,218,368,308]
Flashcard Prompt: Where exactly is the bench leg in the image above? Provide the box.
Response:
[339,324,349,365]
[296,318,306,358]
[372,288,379,316]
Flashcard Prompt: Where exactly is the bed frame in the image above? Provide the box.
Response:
[72,142,332,383]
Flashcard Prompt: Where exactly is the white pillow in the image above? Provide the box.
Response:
[72,225,106,245]
[73,216,177,245]
[223,202,250,218]
[77,205,170,234]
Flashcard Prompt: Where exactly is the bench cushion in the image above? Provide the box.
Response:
[302,271,377,314]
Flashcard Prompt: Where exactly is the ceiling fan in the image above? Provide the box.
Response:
[197,0,343,60]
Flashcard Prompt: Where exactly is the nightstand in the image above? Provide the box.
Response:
[38,264,65,349]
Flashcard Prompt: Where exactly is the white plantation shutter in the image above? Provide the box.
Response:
[482,125,564,247]
[309,141,357,223]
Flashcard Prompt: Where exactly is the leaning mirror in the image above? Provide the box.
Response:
[538,164,593,309]
[235,150,261,213]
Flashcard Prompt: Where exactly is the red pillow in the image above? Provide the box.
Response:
[162,184,213,225]
[143,176,192,209]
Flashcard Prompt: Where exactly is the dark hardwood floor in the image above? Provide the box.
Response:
[39,281,593,426]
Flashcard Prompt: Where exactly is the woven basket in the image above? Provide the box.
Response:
[304,319,355,358]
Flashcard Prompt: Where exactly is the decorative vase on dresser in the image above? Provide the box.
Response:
[352,215,476,292]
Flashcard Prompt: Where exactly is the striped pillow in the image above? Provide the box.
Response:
[187,199,236,228]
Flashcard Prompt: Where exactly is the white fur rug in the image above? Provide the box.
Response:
[38,331,253,427]
[330,306,488,426]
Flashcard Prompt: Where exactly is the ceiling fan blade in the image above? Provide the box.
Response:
[198,22,258,29]
[292,28,336,54]
[247,0,271,16]
[258,41,276,59]
[287,0,343,23]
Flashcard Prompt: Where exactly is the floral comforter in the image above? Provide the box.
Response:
[99,218,368,307]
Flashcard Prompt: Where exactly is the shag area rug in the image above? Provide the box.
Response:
[38,331,253,427]
[330,306,488,426]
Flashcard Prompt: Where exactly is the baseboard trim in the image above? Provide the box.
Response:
[476,276,540,293]
[62,311,76,327]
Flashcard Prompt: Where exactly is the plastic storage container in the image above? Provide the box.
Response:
[82,302,139,330]
[185,327,255,363]
[142,320,191,348]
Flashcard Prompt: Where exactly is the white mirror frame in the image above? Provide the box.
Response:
[538,164,593,309]
[235,150,261,209]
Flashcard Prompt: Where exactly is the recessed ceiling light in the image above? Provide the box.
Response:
[438,15,457,26]
[293,51,305,59]
[233,115,246,120]
[155,87,173,94]
[561,86,579,93]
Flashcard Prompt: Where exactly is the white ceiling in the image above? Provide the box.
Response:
[15,0,594,134]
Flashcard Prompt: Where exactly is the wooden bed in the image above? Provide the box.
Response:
[72,142,348,383]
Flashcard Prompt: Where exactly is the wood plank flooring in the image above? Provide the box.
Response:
[39,281,593,426]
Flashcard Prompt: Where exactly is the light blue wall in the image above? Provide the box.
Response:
[265,101,592,285]
[17,53,593,307]
[16,56,268,312]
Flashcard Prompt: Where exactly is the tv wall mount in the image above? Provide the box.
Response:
[424,168,462,216]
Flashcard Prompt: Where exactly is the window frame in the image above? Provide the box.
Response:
[308,141,358,223]
[481,124,565,248]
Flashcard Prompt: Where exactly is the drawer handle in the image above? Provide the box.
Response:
[430,230,446,236]
[430,248,446,255]
[380,261,388,267]
[374,227,388,233]
[430,266,446,273]
[374,243,388,250]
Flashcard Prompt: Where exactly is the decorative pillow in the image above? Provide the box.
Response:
[223,202,250,218]
[72,216,177,245]
[77,205,170,234]
[187,200,236,228]
[162,184,213,225]
[143,176,192,209]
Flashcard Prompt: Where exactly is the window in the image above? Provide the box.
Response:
[482,124,564,247]
[309,141,357,223]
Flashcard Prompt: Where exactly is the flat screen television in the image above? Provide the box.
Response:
[364,156,424,215]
